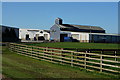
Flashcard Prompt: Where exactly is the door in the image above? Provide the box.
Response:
[60,34,68,42]
[26,34,29,40]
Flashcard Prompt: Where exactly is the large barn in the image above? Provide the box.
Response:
[50,18,120,43]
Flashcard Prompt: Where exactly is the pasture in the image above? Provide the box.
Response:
[24,42,120,55]
[24,42,119,49]
[2,45,118,79]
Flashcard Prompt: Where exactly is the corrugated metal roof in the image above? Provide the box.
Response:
[59,24,104,31]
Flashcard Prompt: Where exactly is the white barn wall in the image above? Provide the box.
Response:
[19,29,50,41]
[71,32,80,40]
[50,24,60,41]
[80,33,89,42]
[60,31,90,42]
[71,32,89,42]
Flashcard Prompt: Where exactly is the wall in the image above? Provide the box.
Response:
[19,29,50,41]
[59,31,90,42]
[53,29,120,43]
[50,24,60,41]
[2,25,19,42]
[71,32,89,42]
[90,33,120,43]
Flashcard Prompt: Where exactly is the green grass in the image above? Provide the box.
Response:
[24,42,119,49]
[2,46,119,79]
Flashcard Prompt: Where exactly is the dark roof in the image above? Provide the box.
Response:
[60,24,104,31]
[44,30,50,33]
[0,25,19,29]
[56,24,105,33]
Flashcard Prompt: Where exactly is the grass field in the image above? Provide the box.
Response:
[2,45,119,79]
[24,42,119,49]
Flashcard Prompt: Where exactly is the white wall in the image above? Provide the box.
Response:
[71,32,89,41]
[60,31,90,42]
[50,24,60,41]
[19,29,50,40]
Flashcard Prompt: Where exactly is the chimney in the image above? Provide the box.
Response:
[55,18,62,25]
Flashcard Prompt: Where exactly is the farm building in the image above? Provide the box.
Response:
[1,25,19,42]
[19,28,50,41]
[50,18,120,43]
[1,25,50,42]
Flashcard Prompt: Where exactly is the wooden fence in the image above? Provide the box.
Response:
[64,48,120,56]
[9,43,120,76]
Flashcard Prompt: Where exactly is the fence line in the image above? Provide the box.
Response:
[9,43,120,76]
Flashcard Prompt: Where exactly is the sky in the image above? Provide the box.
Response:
[1,0,120,2]
[2,2,118,34]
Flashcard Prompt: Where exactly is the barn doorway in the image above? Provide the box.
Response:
[38,36,45,40]
[60,34,68,42]
[26,34,29,40]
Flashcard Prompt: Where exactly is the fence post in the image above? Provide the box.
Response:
[17,44,19,53]
[13,44,14,52]
[43,48,45,58]
[16,44,18,53]
[12,44,14,51]
[71,52,73,67]
[16,44,17,52]
[7,43,10,50]
[84,51,87,69]
[114,51,117,61]
[16,45,18,53]
[61,48,63,64]
[25,45,27,55]
[10,43,12,51]
[43,47,47,58]
[51,49,53,61]
[101,50,103,55]
[100,55,103,72]
[31,46,33,57]
[9,43,11,51]
[14,44,16,52]
[19,45,21,54]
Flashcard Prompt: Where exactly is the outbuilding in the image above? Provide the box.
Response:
[19,28,50,41]
[1,25,19,42]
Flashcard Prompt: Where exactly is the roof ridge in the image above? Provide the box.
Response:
[63,24,100,27]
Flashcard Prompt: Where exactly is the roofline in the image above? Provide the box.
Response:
[20,28,43,30]
[61,31,120,36]
[62,24,101,28]
[1,25,19,29]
